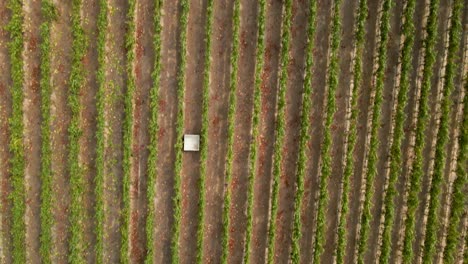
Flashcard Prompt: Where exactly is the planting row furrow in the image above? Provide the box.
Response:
[266,0,292,261]
[178,0,206,260]
[354,0,393,262]
[333,0,368,262]
[6,0,26,262]
[289,0,317,261]
[144,0,163,262]
[248,0,282,261]
[128,0,155,261]
[94,0,107,261]
[38,1,55,263]
[375,0,416,262]
[121,0,136,261]
[420,0,464,261]
[68,0,87,261]
[271,0,309,261]
[22,0,42,261]
[311,0,343,261]
[220,0,240,262]
[242,0,266,261]
[399,0,440,261]
[79,0,100,261]
[170,0,189,261]
[224,0,258,261]
[196,0,214,261]
[201,0,235,260]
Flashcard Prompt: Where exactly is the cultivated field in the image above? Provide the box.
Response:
[0,0,466,263]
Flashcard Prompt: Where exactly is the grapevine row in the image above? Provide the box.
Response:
[266,0,292,261]
[312,0,342,261]
[355,0,392,262]
[68,0,87,262]
[39,1,56,263]
[421,0,463,261]
[378,0,416,262]
[243,0,266,261]
[334,0,368,262]
[6,0,25,262]
[144,0,163,263]
[121,0,136,261]
[400,0,440,262]
[290,0,317,261]
[94,0,107,262]
[220,0,240,262]
[170,0,189,261]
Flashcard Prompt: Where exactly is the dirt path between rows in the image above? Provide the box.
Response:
[248,0,282,262]
[322,0,357,261]
[298,0,332,262]
[344,0,380,261]
[179,0,207,261]
[0,2,12,263]
[225,0,258,261]
[153,0,180,261]
[49,0,72,261]
[80,0,99,261]
[22,0,42,262]
[127,0,155,261]
[272,0,308,262]
[201,0,235,262]
[102,0,127,261]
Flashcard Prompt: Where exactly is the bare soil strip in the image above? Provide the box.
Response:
[49,0,72,261]
[271,0,308,262]
[153,0,179,261]
[413,1,452,261]
[79,0,99,261]
[248,0,282,262]
[298,0,332,262]
[21,0,42,262]
[344,0,379,261]
[201,0,235,262]
[102,0,127,261]
[322,0,356,261]
[0,2,12,263]
[179,0,207,262]
[126,0,155,261]
[226,0,258,261]
[391,0,430,261]
[366,0,404,261]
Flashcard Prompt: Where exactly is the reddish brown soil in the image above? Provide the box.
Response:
[179,0,206,262]
[225,0,258,262]
[272,0,308,262]
[298,0,332,262]
[249,0,282,262]
[153,0,180,261]
[102,0,127,261]
[49,0,73,261]
[0,1,12,262]
[80,0,99,261]
[201,0,235,262]
[22,0,42,262]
